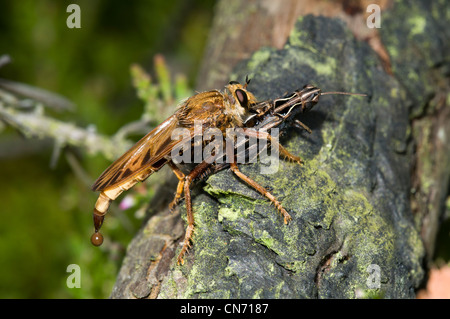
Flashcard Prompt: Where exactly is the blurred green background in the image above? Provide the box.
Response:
[0,0,215,298]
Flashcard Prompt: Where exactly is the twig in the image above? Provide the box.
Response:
[0,55,11,68]
[0,78,75,112]
[0,102,132,161]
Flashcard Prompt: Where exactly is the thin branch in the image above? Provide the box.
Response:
[0,102,132,161]
[0,78,75,112]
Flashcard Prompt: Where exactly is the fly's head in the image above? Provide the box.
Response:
[225,78,258,126]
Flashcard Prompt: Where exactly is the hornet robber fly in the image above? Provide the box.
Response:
[91,78,365,264]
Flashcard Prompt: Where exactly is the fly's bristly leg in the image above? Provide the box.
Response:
[242,128,303,165]
[226,140,292,224]
[229,162,292,224]
[176,160,213,265]
[168,161,186,213]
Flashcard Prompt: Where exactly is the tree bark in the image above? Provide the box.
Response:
[110,0,449,299]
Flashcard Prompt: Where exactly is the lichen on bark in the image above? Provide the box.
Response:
[113,0,450,297]
[154,15,425,298]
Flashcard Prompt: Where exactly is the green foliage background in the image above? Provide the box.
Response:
[0,0,214,298]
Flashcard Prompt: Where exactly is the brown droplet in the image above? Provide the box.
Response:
[91,232,103,246]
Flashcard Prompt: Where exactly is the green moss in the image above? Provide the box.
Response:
[246,48,272,71]
[355,287,385,299]
[217,207,240,222]
[409,15,427,36]
[287,17,309,47]
[254,230,275,249]
[341,190,395,252]
[252,288,264,298]
[157,269,187,299]
[390,87,399,99]
[290,53,336,77]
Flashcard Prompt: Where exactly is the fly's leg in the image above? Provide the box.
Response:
[177,175,194,265]
[226,140,292,224]
[167,161,186,213]
[229,162,292,224]
[176,160,213,265]
[242,128,303,165]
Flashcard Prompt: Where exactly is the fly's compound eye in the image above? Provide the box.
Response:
[229,80,240,85]
[235,89,248,107]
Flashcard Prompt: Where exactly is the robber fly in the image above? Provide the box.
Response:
[91,79,364,264]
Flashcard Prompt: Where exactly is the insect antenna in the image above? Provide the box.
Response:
[244,75,251,88]
[320,91,367,97]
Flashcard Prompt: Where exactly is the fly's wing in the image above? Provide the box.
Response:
[92,115,189,191]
